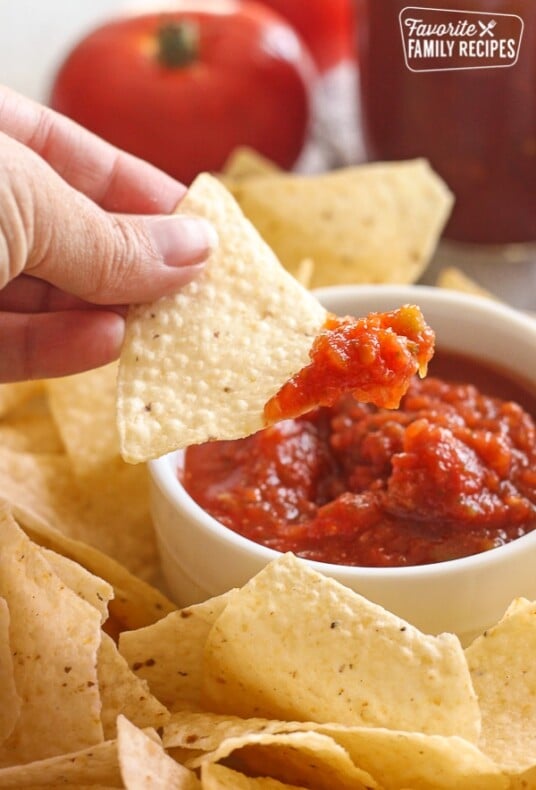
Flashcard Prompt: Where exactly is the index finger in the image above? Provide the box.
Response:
[0,85,186,214]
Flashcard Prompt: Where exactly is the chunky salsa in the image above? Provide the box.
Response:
[264,304,435,422]
[182,351,536,567]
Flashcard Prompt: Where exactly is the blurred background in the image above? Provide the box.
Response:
[0,0,363,170]
[2,1,179,102]
[1,0,534,308]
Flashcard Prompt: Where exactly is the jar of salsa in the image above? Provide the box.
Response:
[355,0,535,245]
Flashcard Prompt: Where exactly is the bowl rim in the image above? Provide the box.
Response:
[149,283,536,581]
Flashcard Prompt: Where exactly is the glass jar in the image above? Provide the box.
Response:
[355,0,535,246]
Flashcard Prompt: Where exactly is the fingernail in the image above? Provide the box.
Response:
[146,215,218,267]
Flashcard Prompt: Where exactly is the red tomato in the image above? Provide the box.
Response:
[255,0,355,72]
[50,2,315,183]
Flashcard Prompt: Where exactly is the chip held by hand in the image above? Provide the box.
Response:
[116,174,327,463]
[116,174,435,464]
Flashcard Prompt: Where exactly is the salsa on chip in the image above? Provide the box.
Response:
[116,174,434,463]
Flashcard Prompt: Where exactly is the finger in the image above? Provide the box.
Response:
[0,85,185,213]
[0,275,88,312]
[0,275,128,315]
[0,310,125,382]
[0,133,217,304]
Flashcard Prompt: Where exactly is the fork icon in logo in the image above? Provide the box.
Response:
[478,19,497,36]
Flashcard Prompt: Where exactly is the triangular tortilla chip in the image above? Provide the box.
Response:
[465,598,536,778]
[13,507,176,630]
[0,508,103,766]
[116,173,326,463]
[117,716,200,789]
[227,159,453,288]
[202,554,480,741]
[98,634,170,739]
[119,591,234,712]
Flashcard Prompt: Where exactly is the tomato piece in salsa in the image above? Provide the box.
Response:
[183,362,536,567]
[263,305,435,422]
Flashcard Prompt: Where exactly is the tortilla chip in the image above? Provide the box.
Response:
[41,547,113,624]
[98,634,170,739]
[0,411,63,453]
[190,731,376,790]
[0,447,157,579]
[293,258,315,289]
[0,381,42,418]
[436,267,496,299]
[117,716,200,789]
[119,592,233,711]
[220,146,280,180]
[15,508,175,630]
[203,554,480,741]
[0,724,166,788]
[0,508,103,766]
[45,364,120,479]
[164,711,505,790]
[44,363,158,578]
[317,723,506,790]
[0,599,21,746]
[227,159,453,288]
[116,173,327,463]
[0,739,121,788]
[465,598,536,777]
[201,763,308,789]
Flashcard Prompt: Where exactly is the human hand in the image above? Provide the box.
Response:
[0,86,217,383]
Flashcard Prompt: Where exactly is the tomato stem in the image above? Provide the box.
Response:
[157,21,199,68]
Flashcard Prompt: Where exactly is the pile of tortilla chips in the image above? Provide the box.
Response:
[0,369,175,632]
[219,148,454,290]
[1,516,536,789]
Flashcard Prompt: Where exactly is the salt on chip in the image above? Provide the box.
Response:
[465,597,536,777]
[119,591,234,711]
[0,508,103,766]
[98,634,170,739]
[189,731,377,790]
[201,763,309,789]
[203,554,480,741]
[116,173,327,463]
[227,159,453,288]
[0,599,21,746]
[117,715,200,789]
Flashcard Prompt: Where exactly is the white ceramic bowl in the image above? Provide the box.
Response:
[149,285,536,644]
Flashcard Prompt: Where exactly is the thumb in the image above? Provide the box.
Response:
[0,133,217,304]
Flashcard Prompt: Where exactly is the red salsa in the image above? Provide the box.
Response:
[264,304,435,422]
[182,351,536,567]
